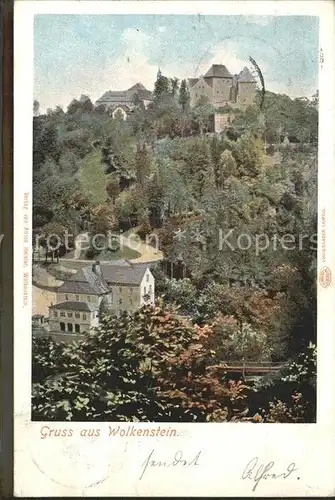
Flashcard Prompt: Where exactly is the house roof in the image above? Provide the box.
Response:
[188,78,199,88]
[50,301,97,312]
[58,260,150,296]
[127,82,147,92]
[57,266,110,295]
[204,64,232,79]
[96,83,153,104]
[238,67,255,83]
[99,263,148,286]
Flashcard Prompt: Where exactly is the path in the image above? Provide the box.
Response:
[32,285,57,317]
[120,233,163,263]
[60,230,163,265]
[32,264,63,287]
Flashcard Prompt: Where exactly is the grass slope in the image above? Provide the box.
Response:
[80,150,108,205]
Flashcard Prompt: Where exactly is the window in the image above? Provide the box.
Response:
[75,312,80,319]
[82,314,87,320]
[53,311,58,318]
[75,324,80,333]
[65,294,69,300]
[75,295,79,301]
[119,298,122,305]
[146,274,149,282]
[87,296,91,302]
[144,286,147,294]
[149,284,152,293]
[130,298,133,305]
[67,323,73,333]
[119,287,122,293]
[60,322,65,332]
[60,311,65,317]
[67,312,73,318]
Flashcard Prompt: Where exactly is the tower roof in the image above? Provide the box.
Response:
[238,67,255,83]
[204,64,232,78]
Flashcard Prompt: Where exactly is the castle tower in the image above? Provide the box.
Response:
[157,67,162,80]
[203,64,233,106]
[236,67,257,107]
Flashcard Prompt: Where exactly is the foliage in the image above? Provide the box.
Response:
[32,87,317,418]
[154,74,171,102]
[32,306,252,422]
[252,343,316,422]
[210,315,272,363]
[179,79,190,111]
[233,91,318,144]
[192,95,215,135]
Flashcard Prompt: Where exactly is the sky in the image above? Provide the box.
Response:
[34,14,319,112]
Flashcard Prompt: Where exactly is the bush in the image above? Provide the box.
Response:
[85,246,100,259]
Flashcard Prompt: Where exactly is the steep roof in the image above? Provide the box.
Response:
[96,90,127,102]
[57,260,150,296]
[204,64,232,79]
[100,263,148,286]
[57,266,110,295]
[127,83,146,92]
[188,78,199,88]
[238,67,255,83]
[50,301,97,312]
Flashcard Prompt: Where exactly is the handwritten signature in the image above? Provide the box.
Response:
[242,457,299,491]
[140,449,202,480]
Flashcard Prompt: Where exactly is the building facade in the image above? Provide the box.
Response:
[188,64,257,109]
[46,260,155,342]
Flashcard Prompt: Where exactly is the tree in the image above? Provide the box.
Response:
[106,177,121,204]
[216,150,237,188]
[33,100,40,116]
[170,77,179,97]
[153,73,170,102]
[137,211,152,239]
[90,204,115,235]
[67,99,81,115]
[132,92,145,110]
[192,95,215,135]
[210,314,272,363]
[79,95,94,113]
[179,79,190,111]
[32,305,251,422]
[253,343,316,423]
[95,104,106,114]
[135,144,151,187]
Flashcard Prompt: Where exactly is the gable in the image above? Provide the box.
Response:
[191,77,212,90]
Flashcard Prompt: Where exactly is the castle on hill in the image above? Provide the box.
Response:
[95,63,257,131]
[188,64,257,109]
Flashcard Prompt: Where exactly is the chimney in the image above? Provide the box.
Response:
[92,260,102,277]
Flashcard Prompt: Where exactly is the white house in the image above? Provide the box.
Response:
[47,260,155,342]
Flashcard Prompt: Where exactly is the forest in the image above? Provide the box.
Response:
[32,78,318,423]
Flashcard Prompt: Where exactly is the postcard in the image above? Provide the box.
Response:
[13,0,335,497]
